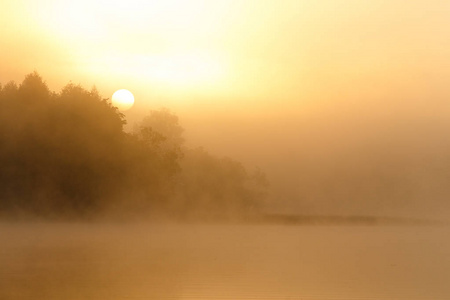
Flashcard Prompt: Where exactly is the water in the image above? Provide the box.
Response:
[1,223,449,299]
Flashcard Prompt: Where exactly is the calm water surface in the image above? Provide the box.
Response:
[1,223,449,300]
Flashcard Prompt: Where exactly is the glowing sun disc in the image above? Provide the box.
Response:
[112,89,135,111]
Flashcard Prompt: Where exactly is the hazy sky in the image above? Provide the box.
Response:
[2,0,450,217]
[2,1,450,107]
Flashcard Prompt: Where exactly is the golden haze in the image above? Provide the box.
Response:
[1,0,450,217]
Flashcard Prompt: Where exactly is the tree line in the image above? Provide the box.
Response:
[0,72,268,220]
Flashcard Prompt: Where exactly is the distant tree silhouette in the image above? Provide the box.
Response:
[0,72,269,220]
[139,108,185,151]
[134,109,269,220]
[172,147,268,220]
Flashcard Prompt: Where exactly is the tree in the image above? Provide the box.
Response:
[0,73,269,220]
[0,74,130,217]
[134,108,269,220]
[172,147,268,220]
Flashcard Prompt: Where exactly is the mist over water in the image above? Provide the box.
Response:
[3,1,450,298]
[1,222,450,300]
[177,97,450,220]
[2,72,450,299]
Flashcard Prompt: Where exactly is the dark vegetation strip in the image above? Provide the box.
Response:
[250,214,445,226]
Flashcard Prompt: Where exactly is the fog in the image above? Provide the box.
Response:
[0,74,269,221]
[153,94,450,220]
[3,0,450,221]
[2,222,450,299]
[2,72,450,222]
[2,1,450,298]
[3,75,449,298]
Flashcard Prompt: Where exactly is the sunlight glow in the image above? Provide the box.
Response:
[140,53,225,85]
[86,52,226,91]
[29,0,230,92]
[112,89,135,111]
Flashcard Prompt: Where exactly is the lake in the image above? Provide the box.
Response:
[1,222,449,299]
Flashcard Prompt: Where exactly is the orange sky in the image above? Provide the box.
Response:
[2,0,450,112]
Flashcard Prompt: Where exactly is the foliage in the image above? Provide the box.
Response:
[134,110,269,220]
[0,73,268,220]
[173,147,269,220]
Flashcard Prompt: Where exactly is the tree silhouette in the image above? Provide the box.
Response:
[0,73,268,220]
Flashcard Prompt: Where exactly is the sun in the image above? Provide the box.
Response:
[112,89,135,111]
